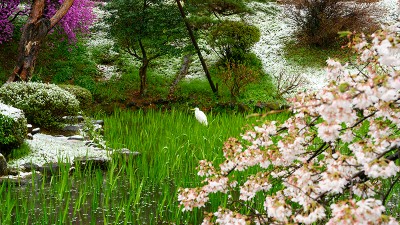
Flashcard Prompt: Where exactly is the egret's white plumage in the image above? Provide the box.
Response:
[192,107,208,126]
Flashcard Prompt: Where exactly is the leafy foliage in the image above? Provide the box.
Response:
[58,84,92,111]
[0,103,27,154]
[0,82,79,129]
[186,0,251,19]
[106,0,185,56]
[105,0,187,95]
[34,37,98,84]
[215,62,261,100]
[208,21,260,62]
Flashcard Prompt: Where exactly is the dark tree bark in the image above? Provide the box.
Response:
[139,58,149,96]
[175,0,218,96]
[7,0,75,82]
[126,40,159,97]
[168,54,192,98]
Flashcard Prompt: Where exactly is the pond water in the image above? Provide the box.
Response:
[0,165,190,225]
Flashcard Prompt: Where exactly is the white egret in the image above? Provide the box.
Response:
[191,107,208,126]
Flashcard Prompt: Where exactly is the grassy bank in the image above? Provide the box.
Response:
[0,109,289,224]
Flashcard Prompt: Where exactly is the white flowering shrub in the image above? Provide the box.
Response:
[58,84,93,110]
[0,103,27,154]
[0,82,79,129]
[178,25,400,224]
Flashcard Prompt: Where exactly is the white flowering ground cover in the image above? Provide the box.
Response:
[86,1,398,91]
[244,1,325,92]
[8,134,110,168]
[0,102,24,121]
[245,0,399,92]
[86,3,121,80]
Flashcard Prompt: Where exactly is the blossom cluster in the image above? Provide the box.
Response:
[45,0,95,42]
[178,24,400,224]
[0,0,19,44]
[0,0,95,44]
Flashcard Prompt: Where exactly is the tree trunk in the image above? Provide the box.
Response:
[8,18,50,82]
[175,0,218,96]
[7,0,75,82]
[139,58,149,97]
[168,54,192,98]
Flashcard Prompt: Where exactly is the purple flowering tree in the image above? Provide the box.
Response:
[0,0,20,44]
[2,0,95,82]
[45,0,95,41]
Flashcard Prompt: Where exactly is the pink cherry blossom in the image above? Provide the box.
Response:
[179,22,400,225]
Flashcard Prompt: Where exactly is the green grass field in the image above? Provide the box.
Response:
[0,109,290,224]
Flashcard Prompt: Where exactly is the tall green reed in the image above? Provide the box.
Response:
[0,109,289,224]
[102,109,288,223]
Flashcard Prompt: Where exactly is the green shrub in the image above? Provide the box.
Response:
[74,75,96,94]
[208,20,260,62]
[90,44,119,65]
[52,67,74,83]
[0,103,27,154]
[58,85,93,110]
[215,62,261,101]
[6,142,31,160]
[31,36,99,84]
[0,82,79,129]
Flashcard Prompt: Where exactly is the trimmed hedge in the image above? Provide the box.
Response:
[0,82,79,129]
[59,85,93,110]
[0,103,27,154]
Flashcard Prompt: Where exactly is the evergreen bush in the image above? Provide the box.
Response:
[0,103,27,154]
[59,84,93,110]
[0,82,79,129]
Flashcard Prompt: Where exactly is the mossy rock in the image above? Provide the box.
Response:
[58,84,93,110]
[0,82,79,129]
[0,103,27,154]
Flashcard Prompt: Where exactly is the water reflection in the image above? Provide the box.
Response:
[1,169,173,224]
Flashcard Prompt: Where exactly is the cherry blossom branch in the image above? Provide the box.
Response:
[341,111,376,131]
[179,26,400,224]
[229,200,269,224]
[307,142,328,163]
[317,149,400,203]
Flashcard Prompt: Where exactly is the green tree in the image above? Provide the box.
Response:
[175,0,252,96]
[208,20,260,62]
[186,0,250,22]
[106,0,186,96]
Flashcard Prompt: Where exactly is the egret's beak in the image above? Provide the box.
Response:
[190,108,195,110]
